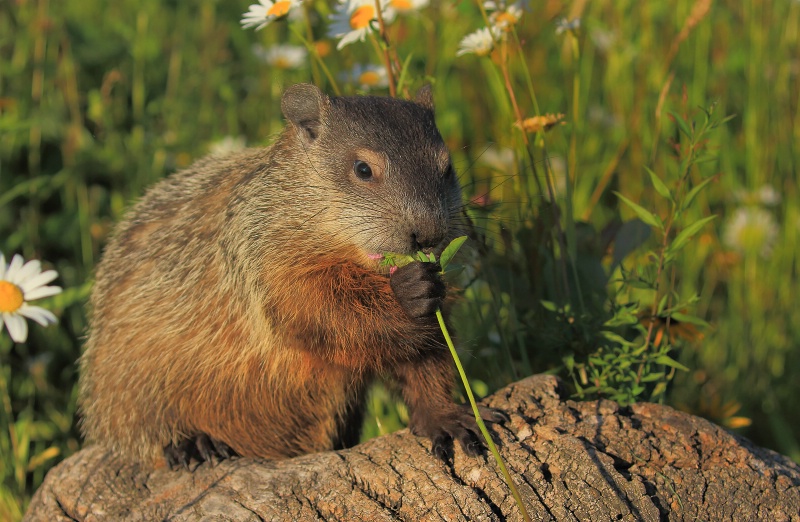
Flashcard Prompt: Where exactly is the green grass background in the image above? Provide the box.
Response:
[1,0,799,518]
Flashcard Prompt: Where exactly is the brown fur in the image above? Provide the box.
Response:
[78,84,473,466]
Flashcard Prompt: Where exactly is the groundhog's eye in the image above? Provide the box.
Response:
[354,160,373,181]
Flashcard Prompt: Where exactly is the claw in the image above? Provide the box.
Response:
[432,433,454,462]
[163,433,238,470]
[478,405,510,424]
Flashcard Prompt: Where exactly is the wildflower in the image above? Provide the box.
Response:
[253,44,308,69]
[590,27,615,53]
[241,0,303,31]
[341,64,389,91]
[484,0,525,31]
[514,113,566,133]
[456,27,501,57]
[756,185,781,206]
[734,184,781,207]
[391,0,429,13]
[722,207,779,258]
[555,17,581,35]
[0,253,62,343]
[328,0,395,50]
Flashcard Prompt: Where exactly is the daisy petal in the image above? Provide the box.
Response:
[337,29,366,50]
[18,305,58,327]
[6,254,24,282]
[0,253,7,280]
[16,259,42,284]
[3,313,28,343]
[19,270,59,293]
[23,285,62,301]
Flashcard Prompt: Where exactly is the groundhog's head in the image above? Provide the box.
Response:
[281,83,462,260]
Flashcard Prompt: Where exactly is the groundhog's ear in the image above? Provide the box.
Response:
[281,83,329,144]
[415,84,435,111]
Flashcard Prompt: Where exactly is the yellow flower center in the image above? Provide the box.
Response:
[274,57,291,69]
[350,5,375,30]
[0,281,24,313]
[393,0,412,10]
[267,1,292,17]
[358,71,381,86]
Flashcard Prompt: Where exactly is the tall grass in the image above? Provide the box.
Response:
[1,0,798,518]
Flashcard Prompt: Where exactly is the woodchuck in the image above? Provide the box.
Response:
[78,83,502,469]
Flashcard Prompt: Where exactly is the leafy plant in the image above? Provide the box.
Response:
[563,105,732,405]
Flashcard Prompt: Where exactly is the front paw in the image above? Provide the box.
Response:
[410,405,506,462]
[389,261,445,319]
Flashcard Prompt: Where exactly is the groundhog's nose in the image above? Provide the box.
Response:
[410,228,445,253]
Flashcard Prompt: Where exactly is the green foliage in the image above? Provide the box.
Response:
[564,106,725,405]
[1,0,799,518]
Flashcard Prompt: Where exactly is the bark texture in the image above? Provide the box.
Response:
[25,375,800,521]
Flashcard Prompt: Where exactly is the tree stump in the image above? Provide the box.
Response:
[25,375,800,521]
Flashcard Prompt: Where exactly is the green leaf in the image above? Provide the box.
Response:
[682,176,716,211]
[650,381,668,399]
[601,331,637,347]
[380,252,415,268]
[640,372,666,383]
[657,294,670,315]
[669,215,717,253]
[439,235,468,271]
[654,355,690,371]
[442,264,465,282]
[670,312,711,328]
[540,300,559,312]
[415,251,436,263]
[614,192,664,231]
[670,111,693,138]
[395,52,415,93]
[604,312,639,328]
[645,167,672,201]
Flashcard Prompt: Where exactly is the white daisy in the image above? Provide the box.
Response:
[483,0,526,31]
[733,184,782,207]
[341,64,389,91]
[253,43,308,69]
[722,207,779,259]
[756,185,781,206]
[0,253,62,343]
[328,0,395,50]
[456,27,501,57]
[555,17,581,35]
[241,0,303,31]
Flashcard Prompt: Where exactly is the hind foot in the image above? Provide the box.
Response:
[164,433,238,471]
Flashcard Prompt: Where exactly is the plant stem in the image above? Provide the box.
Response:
[436,310,531,522]
[373,0,397,97]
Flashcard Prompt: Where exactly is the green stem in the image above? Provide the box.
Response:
[289,26,340,95]
[435,310,531,522]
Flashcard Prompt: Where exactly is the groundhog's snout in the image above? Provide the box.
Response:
[408,218,448,253]
[400,197,452,253]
